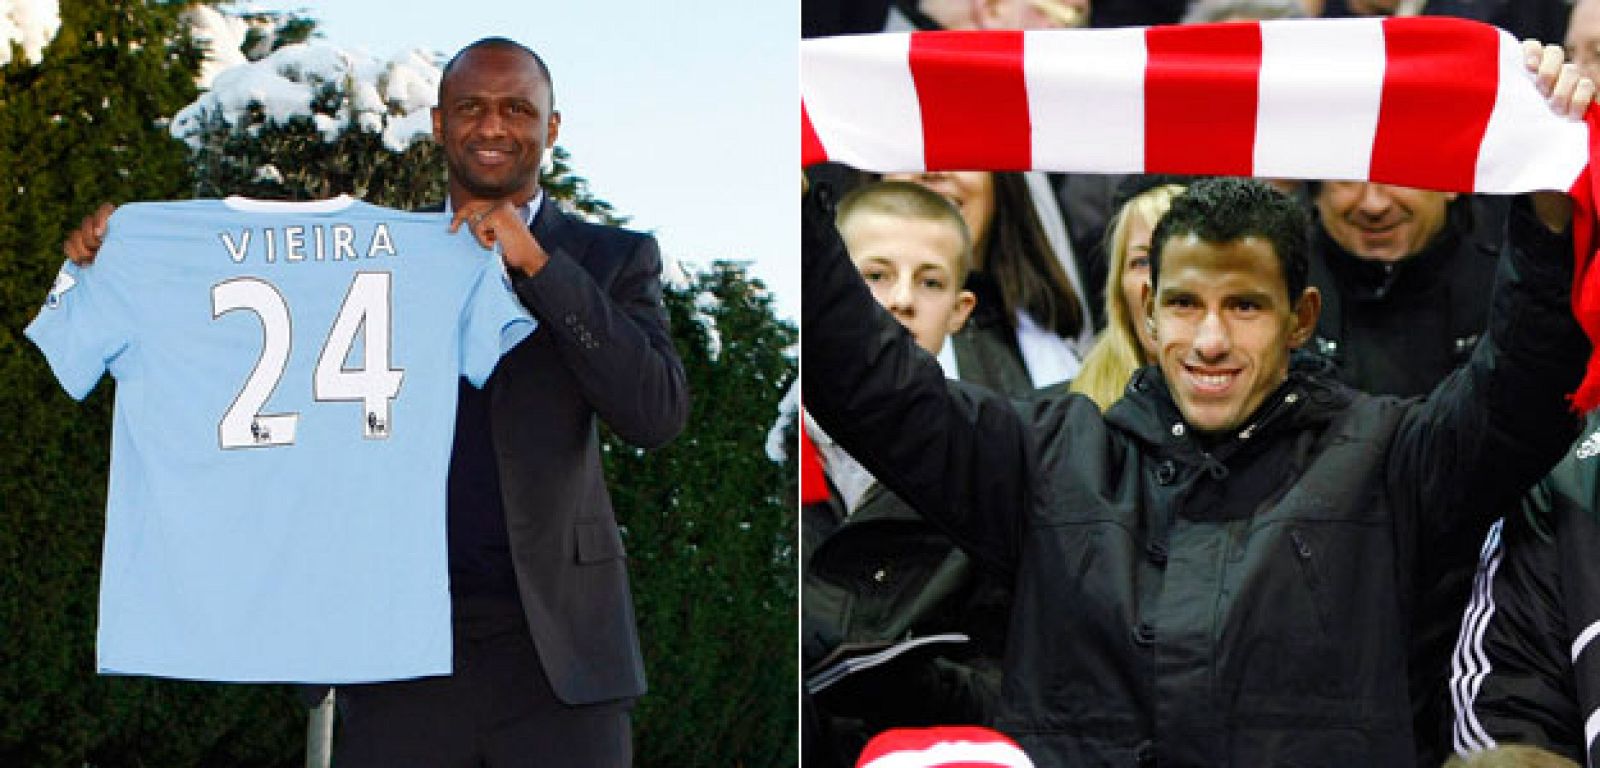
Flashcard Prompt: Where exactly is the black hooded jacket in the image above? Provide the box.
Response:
[802,189,1586,766]
[1309,213,1501,398]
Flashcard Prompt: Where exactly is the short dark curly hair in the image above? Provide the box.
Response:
[1149,177,1310,301]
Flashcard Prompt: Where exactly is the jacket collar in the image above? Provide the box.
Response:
[428,189,555,230]
[530,191,567,243]
[1107,353,1348,462]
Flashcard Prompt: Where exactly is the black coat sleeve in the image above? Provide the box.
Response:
[1389,197,1589,540]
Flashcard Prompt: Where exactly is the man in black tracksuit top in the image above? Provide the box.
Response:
[802,176,1587,765]
[1449,412,1600,766]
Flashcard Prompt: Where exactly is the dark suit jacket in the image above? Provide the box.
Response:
[482,195,688,705]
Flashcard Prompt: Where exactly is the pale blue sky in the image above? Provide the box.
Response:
[242,1,799,319]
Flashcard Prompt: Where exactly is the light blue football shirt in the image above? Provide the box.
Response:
[26,196,535,683]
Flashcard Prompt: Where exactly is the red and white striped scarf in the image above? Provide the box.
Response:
[802,16,1600,410]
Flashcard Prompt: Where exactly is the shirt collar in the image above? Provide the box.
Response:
[445,189,544,227]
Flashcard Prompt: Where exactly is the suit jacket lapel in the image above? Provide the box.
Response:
[532,194,579,266]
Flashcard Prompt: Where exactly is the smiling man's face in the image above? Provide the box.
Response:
[432,45,559,209]
[1145,233,1318,436]
[1315,181,1453,263]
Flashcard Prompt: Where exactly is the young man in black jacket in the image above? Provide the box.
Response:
[804,152,1588,765]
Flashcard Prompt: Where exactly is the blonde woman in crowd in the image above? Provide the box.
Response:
[1070,180,1187,410]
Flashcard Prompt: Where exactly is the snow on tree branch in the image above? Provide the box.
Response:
[766,379,799,463]
[169,39,440,154]
[0,0,59,67]
[180,4,249,88]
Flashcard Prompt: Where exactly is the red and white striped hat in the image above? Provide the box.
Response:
[855,726,1036,768]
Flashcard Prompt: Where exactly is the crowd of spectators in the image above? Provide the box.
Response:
[800,1,1600,766]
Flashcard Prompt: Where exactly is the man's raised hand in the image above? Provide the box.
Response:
[1525,39,1597,120]
[63,203,115,266]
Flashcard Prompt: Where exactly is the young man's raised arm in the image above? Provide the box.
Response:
[802,186,1055,572]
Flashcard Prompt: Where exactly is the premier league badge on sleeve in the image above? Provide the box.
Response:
[1577,427,1600,461]
[45,268,77,309]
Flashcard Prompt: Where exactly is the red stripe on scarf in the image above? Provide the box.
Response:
[802,101,828,168]
[800,425,831,504]
[1144,23,1261,177]
[1569,109,1600,412]
[910,31,1031,171]
[1370,18,1499,190]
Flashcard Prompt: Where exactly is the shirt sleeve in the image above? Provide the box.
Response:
[24,257,129,401]
[459,249,536,388]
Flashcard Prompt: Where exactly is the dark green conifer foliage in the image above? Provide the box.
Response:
[621,263,798,766]
[1,3,304,766]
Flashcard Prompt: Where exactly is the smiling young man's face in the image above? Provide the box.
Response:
[1143,233,1319,436]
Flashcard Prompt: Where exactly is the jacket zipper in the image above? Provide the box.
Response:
[1288,528,1331,635]
[1230,389,1302,449]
